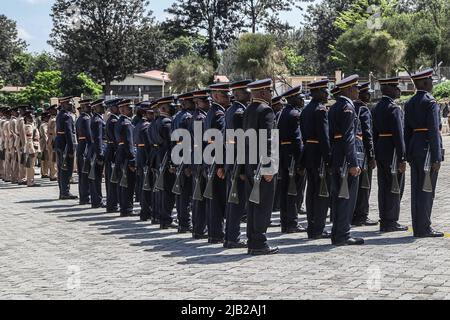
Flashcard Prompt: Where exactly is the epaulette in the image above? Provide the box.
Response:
[291,109,301,118]
[235,109,244,115]
[317,106,328,112]
[215,111,225,117]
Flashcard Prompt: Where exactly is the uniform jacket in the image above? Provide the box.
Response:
[277,104,303,170]
[114,115,136,167]
[105,113,119,163]
[55,110,75,154]
[90,112,106,161]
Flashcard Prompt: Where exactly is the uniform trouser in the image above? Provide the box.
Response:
[4,151,12,181]
[77,154,90,203]
[377,161,405,227]
[41,158,49,177]
[296,173,307,212]
[118,166,136,214]
[176,174,192,228]
[48,148,57,179]
[306,168,330,237]
[11,151,19,182]
[160,171,176,225]
[135,173,141,203]
[246,178,275,250]
[273,175,282,211]
[138,167,152,220]
[206,176,226,241]
[105,161,119,211]
[331,170,359,244]
[89,161,104,207]
[192,174,207,237]
[224,174,246,243]
[0,158,3,179]
[18,150,26,182]
[26,153,37,186]
[410,157,439,236]
[353,168,373,223]
[279,169,301,228]
[56,150,74,197]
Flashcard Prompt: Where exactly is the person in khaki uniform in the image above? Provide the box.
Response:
[39,112,50,178]
[24,109,40,187]
[17,106,27,185]
[3,108,12,182]
[0,106,5,181]
[47,105,58,181]
[9,107,19,183]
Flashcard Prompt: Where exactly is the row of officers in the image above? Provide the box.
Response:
[0,68,444,255]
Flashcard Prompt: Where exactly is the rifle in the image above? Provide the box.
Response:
[319,158,329,198]
[288,157,298,196]
[154,152,169,192]
[203,158,216,200]
[119,160,129,188]
[227,161,240,204]
[142,165,153,191]
[338,157,350,199]
[390,149,401,194]
[423,146,433,193]
[110,163,119,184]
[81,154,90,174]
[172,163,185,195]
[249,160,263,205]
[88,154,97,181]
[61,148,69,171]
[192,169,204,201]
[360,154,371,190]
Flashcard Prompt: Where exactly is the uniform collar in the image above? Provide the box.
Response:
[416,90,429,94]
[159,112,171,118]
[382,95,394,102]
[233,101,247,109]
[212,102,226,111]
[252,98,271,105]
[339,95,355,106]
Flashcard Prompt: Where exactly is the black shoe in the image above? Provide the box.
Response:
[269,221,281,228]
[208,238,224,244]
[352,218,379,227]
[41,175,49,179]
[91,202,106,209]
[333,237,365,246]
[50,178,58,181]
[248,246,279,255]
[106,208,119,213]
[79,200,90,205]
[415,230,444,238]
[151,218,161,225]
[282,225,307,234]
[178,226,193,234]
[309,230,332,239]
[27,183,41,187]
[60,194,78,200]
[380,223,408,233]
[120,212,136,217]
[160,222,179,230]
[224,240,247,249]
[192,234,208,240]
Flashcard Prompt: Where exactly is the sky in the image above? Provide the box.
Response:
[0,0,316,53]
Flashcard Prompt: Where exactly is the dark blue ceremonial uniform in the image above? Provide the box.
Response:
[133,115,145,203]
[105,113,119,212]
[135,116,152,220]
[172,109,193,230]
[75,112,92,204]
[224,101,247,243]
[404,90,443,236]
[243,99,276,250]
[353,101,375,223]
[190,109,208,238]
[373,96,406,228]
[114,115,136,215]
[204,102,227,242]
[300,99,331,238]
[55,109,75,198]
[89,112,106,207]
[328,96,360,244]
[148,113,175,226]
[277,104,304,230]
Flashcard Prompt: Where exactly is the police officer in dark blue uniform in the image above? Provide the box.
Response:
[352,82,378,226]
[132,106,146,204]
[114,99,137,217]
[405,69,444,238]
[278,86,306,234]
[75,99,93,205]
[372,77,408,232]
[223,80,251,249]
[55,97,78,200]
[300,79,332,239]
[329,75,364,246]
[148,96,178,229]
[244,79,279,255]
[172,92,195,233]
[271,95,285,215]
[190,90,211,239]
[89,99,106,209]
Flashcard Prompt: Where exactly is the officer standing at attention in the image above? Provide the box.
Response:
[271,95,285,215]
[89,99,106,209]
[0,106,6,181]
[23,108,40,187]
[352,82,378,227]
[223,80,251,249]
[148,96,178,229]
[55,97,78,200]
[172,92,195,233]
[277,86,306,234]
[190,90,211,239]
[405,69,444,238]
[2,107,12,182]
[39,111,50,179]
[300,79,332,239]
[17,106,27,186]
[115,99,137,217]
[328,75,364,246]
[104,98,122,213]
[132,106,144,203]
[204,83,230,244]
[243,79,278,255]
[9,106,19,184]
[47,105,58,181]
[372,77,408,232]
[75,99,93,205]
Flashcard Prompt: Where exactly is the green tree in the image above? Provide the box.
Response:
[433,80,450,101]
[61,72,103,97]
[167,55,214,93]
[282,47,305,76]
[0,15,26,84]
[24,71,63,105]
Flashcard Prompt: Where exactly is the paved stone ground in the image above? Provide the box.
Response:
[1,138,450,300]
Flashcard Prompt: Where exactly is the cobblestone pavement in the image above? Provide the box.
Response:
[1,138,450,300]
